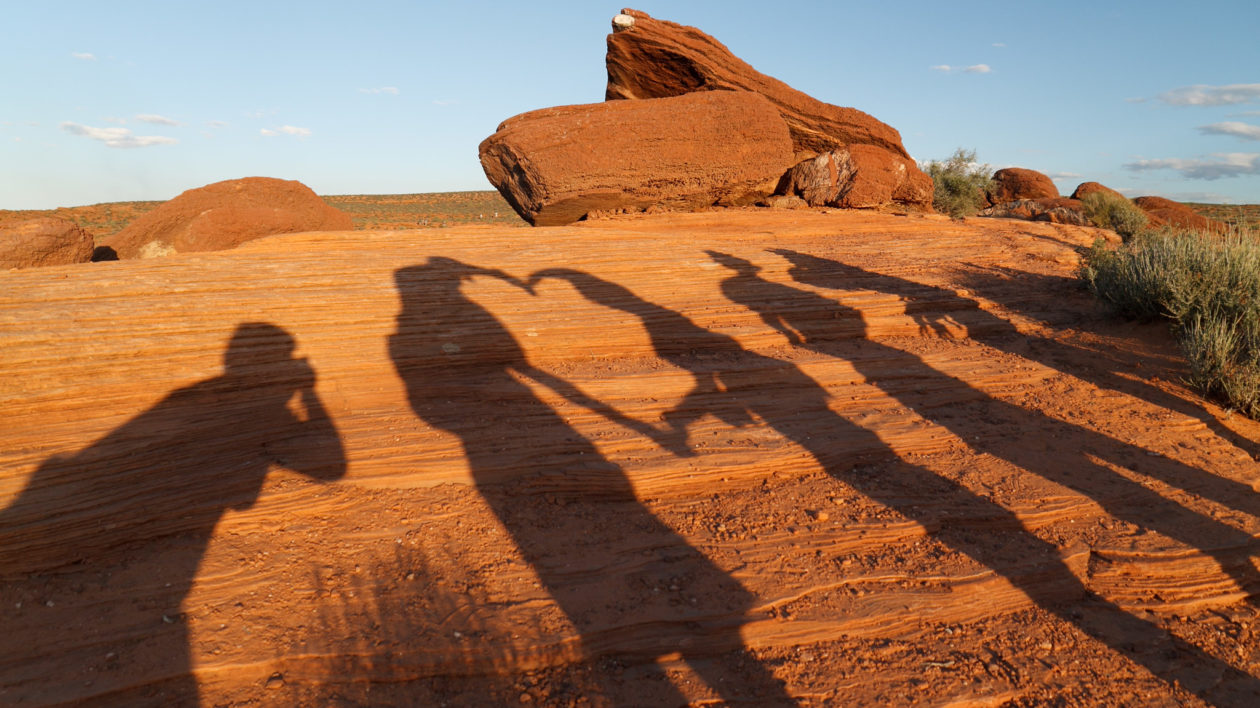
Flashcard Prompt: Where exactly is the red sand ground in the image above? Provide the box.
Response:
[2,210,1259,706]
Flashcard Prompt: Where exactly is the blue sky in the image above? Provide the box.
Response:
[3,0,1258,209]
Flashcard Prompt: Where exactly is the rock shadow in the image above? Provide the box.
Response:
[0,322,346,706]
[388,257,793,706]
[694,247,1259,703]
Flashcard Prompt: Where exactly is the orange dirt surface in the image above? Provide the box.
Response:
[2,210,1260,706]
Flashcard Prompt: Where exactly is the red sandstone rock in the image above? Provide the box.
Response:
[606,9,919,164]
[106,177,352,259]
[776,145,933,210]
[479,91,794,226]
[1,217,94,269]
[987,168,1059,205]
[1132,196,1226,233]
[1070,182,1125,201]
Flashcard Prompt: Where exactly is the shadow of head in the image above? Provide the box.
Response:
[704,250,760,275]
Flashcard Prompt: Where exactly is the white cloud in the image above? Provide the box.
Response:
[359,86,400,95]
[1156,83,1260,106]
[208,120,228,128]
[1047,171,1082,179]
[60,121,178,149]
[260,125,312,138]
[992,42,1006,48]
[1125,152,1260,179]
[135,113,182,126]
[1199,121,1260,141]
[931,64,991,74]
[71,52,96,61]
[1230,110,1260,117]
[103,116,127,124]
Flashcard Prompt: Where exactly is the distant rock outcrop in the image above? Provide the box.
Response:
[603,8,932,212]
[1,217,94,269]
[1070,181,1125,201]
[987,168,1059,205]
[479,91,794,226]
[980,198,1088,226]
[105,177,352,259]
[775,145,933,210]
[1133,196,1226,233]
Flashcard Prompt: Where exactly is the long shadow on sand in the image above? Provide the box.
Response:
[388,257,794,706]
[537,261,1260,706]
[0,323,347,707]
[954,263,1259,463]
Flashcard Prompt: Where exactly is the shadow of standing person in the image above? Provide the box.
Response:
[0,322,347,707]
[388,257,794,706]
[538,263,1260,705]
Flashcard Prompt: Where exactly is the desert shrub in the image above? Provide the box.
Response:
[1081,191,1148,241]
[924,148,993,218]
[1081,228,1260,417]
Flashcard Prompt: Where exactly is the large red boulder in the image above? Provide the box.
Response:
[1070,181,1125,201]
[105,177,352,259]
[987,168,1059,205]
[1,217,94,269]
[479,91,794,226]
[605,8,932,211]
[776,145,933,210]
[1133,196,1226,233]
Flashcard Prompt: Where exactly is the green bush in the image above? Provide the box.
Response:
[1081,228,1260,417]
[924,148,993,218]
[1080,191,1148,241]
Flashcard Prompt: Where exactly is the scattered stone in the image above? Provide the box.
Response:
[979,198,1087,226]
[105,177,353,259]
[480,91,793,226]
[0,217,94,269]
[265,672,285,689]
[987,168,1059,205]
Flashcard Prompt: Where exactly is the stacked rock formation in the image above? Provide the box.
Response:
[1,217,95,269]
[105,177,352,259]
[480,9,932,225]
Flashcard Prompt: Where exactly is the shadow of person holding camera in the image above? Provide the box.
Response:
[0,322,346,706]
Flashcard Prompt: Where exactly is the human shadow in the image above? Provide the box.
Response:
[955,264,1259,462]
[537,262,1260,705]
[388,257,793,706]
[761,248,1260,541]
[0,322,347,706]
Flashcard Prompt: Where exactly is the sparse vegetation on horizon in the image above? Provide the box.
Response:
[1081,191,1148,241]
[1081,227,1260,418]
[924,148,993,218]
